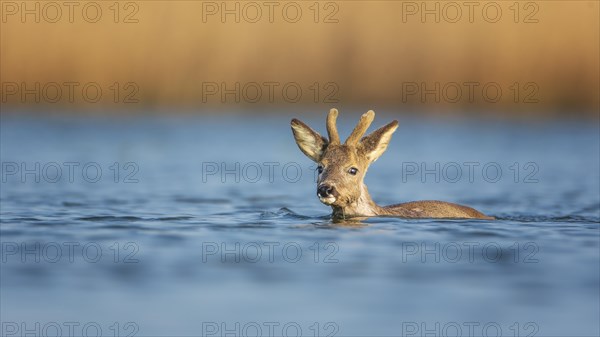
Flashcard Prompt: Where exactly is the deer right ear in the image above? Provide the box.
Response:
[359,120,399,163]
[291,119,328,162]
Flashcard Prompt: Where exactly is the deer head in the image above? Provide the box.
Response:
[291,109,398,217]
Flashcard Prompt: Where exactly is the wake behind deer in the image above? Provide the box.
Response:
[291,109,494,220]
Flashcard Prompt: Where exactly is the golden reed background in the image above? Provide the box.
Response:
[1,0,598,116]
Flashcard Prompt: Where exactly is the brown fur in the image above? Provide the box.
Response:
[291,109,494,220]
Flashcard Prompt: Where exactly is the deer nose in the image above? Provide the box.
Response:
[317,184,334,198]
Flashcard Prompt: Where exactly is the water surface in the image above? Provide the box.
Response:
[1,113,599,336]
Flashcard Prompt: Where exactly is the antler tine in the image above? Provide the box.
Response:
[326,108,341,145]
[345,110,375,145]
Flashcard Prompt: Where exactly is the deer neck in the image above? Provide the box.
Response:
[331,183,382,218]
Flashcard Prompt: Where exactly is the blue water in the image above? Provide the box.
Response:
[1,112,599,336]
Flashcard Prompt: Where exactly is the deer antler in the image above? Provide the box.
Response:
[345,110,375,145]
[326,108,341,145]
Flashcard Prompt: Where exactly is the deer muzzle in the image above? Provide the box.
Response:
[317,184,337,205]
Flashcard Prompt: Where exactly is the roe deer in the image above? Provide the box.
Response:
[291,109,494,220]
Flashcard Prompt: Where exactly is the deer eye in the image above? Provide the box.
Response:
[348,167,358,175]
[317,165,324,174]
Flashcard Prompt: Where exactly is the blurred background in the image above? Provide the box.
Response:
[1,0,598,116]
[1,1,599,337]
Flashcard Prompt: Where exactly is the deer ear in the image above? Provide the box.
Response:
[359,120,399,162]
[291,119,328,162]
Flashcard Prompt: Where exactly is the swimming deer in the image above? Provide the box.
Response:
[291,109,494,220]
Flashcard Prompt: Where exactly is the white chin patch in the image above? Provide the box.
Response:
[318,196,336,205]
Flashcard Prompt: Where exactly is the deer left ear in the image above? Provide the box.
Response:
[291,118,328,162]
[359,120,399,162]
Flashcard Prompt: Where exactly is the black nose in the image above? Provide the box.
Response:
[317,184,334,198]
